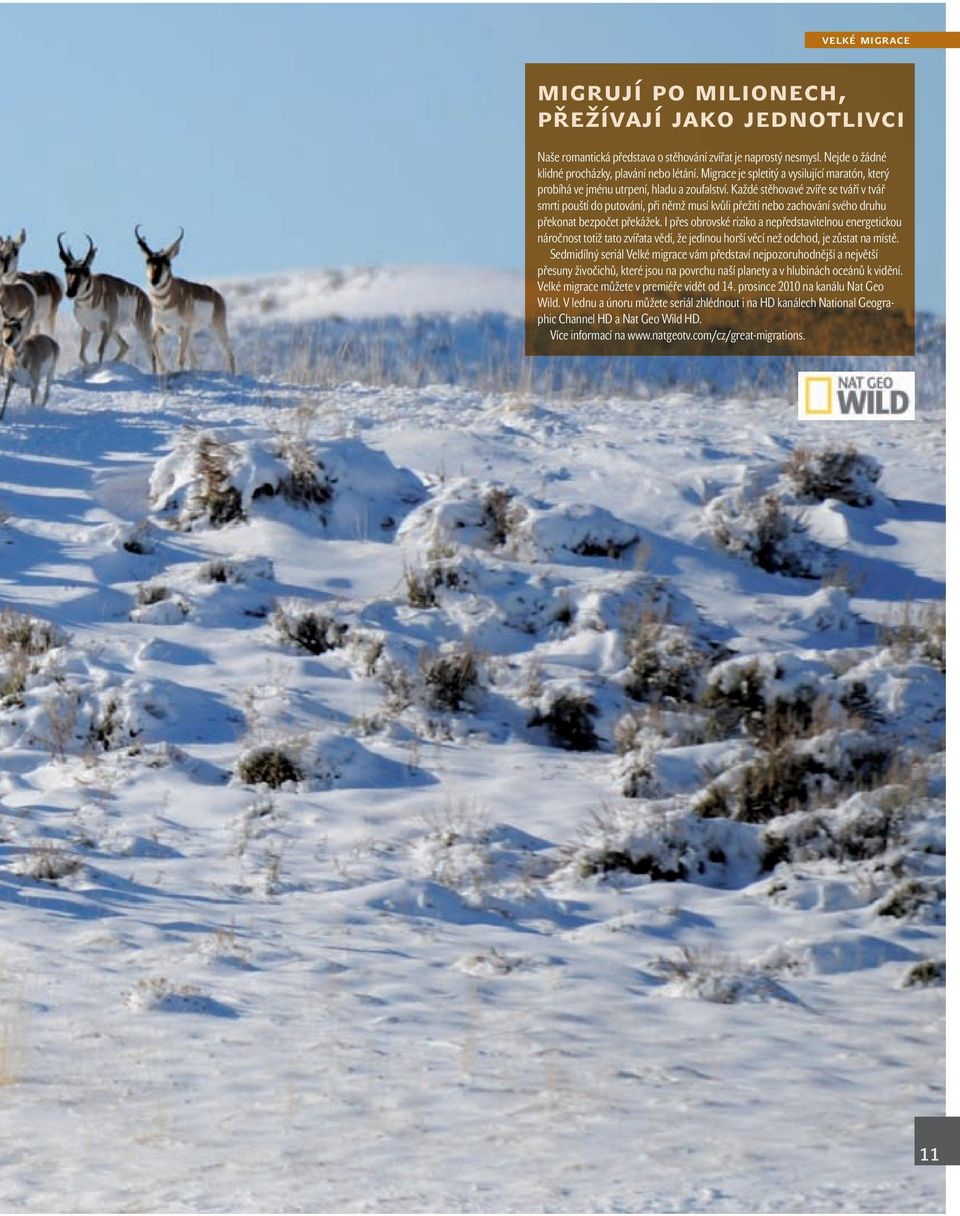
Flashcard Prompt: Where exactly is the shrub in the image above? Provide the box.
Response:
[0,651,28,708]
[403,564,439,608]
[876,877,944,921]
[202,561,230,584]
[257,436,334,508]
[200,556,273,585]
[126,977,234,1016]
[88,696,123,752]
[655,946,797,1005]
[708,490,822,577]
[420,646,480,712]
[627,704,706,749]
[378,657,416,713]
[0,608,61,657]
[920,603,947,671]
[732,745,823,823]
[273,604,348,656]
[783,445,881,507]
[758,797,905,872]
[552,600,575,627]
[901,959,945,988]
[40,687,82,762]
[583,847,684,881]
[357,636,384,676]
[882,601,945,672]
[758,687,825,748]
[236,747,303,788]
[571,536,633,559]
[623,610,705,705]
[402,543,464,608]
[136,583,170,606]
[194,435,245,526]
[693,783,732,820]
[619,739,660,799]
[0,610,57,708]
[839,680,881,724]
[824,800,903,859]
[122,522,155,555]
[16,844,83,884]
[749,496,811,576]
[701,659,769,740]
[482,486,522,547]
[412,801,493,903]
[562,804,693,883]
[613,711,645,756]
[130,586,188,622]
[804,728,891,789]
[701,727,892,827]
[530,690,599,751]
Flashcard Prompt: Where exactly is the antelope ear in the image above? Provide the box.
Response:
[15,228,25,248]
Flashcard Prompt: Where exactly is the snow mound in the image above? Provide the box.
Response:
[308,437,426,540]
[554,802,760,889]
[655,949,801,1005]
[149,428,424,537]
[126,978,238,1017]
[0,639,153,758]
[790,934,921,976]
[399,477,639,564]
[454,949,536,977]
[234,731,430,792]
[149,430,298,529]
[705,486,828,578]
[784,586,859,635]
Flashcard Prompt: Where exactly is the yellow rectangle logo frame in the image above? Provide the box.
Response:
[804,376,834,415]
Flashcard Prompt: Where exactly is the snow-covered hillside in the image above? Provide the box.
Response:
[0,270,945,1213]
[222,263,524,323]
[216,265,946,405]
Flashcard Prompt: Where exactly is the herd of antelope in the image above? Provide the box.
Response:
[0,226,235,419]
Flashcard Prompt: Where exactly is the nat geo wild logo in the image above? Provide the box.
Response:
[798,372,915,421]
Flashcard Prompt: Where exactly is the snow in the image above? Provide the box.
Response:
[0,265,945,1212]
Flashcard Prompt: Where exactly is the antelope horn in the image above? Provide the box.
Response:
[164,227,185,258]
[134,224,153,256]
[83,235,96,267]
[57,231,72,264]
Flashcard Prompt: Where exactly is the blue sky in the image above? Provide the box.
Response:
[2,3,946,310]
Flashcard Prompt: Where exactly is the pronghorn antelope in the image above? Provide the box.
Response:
[57,233,155,370]
[0,276,36,337]
[0,228,62,333]
[1,313,58,419]
[134,227,235,374]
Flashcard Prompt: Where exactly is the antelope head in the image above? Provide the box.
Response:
[58,233,97,299]
[2,312,25,351]
[0,228,25,279]
[135,226,183,288]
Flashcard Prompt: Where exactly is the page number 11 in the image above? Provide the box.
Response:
[914,1117,958,1166]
